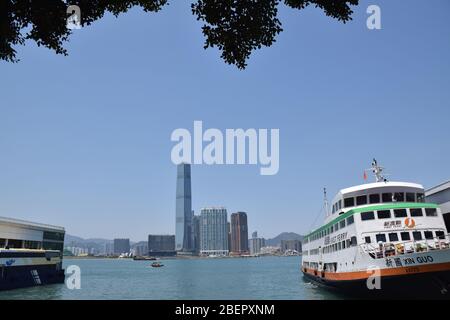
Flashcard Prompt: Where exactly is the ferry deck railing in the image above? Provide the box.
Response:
[359,234,450,259]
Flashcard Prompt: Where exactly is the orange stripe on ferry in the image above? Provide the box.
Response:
[303,262,450,281]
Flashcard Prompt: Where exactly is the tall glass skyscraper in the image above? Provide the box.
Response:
[175,163,193,252]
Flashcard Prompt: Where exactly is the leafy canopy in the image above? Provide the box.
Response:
[0,0,359,69]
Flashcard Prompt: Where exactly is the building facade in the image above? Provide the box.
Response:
[175,163,194,252]
[104,242,114,256]
[148,235,176,256]
[133,241,149,257]
[249,231,265,255]
[113,238,130,255]
[193,215,201,255]
[230,212,249,255]
[280,239,302,253]
[200,207,229,256]
[426,180,450,232]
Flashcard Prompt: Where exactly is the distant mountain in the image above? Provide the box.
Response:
[64,234,87,244]
[64,234,112,251]
[265,232,304,247]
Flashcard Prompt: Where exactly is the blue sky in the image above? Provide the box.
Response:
[1,0,449,241]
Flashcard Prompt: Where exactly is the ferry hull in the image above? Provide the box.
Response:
[0,264,65,291]
[303,269,450,299]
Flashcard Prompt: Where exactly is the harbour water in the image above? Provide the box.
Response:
[0,256,344,300]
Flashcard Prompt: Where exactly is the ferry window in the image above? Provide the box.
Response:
[7,239,23,248]
[410,208,423,217]
[351,236,357,246]
[338,242,342,250]
[382,193,393,203]
[388,233,399,242]
[369,194,381,204]
[340,220,346,229]
[425,208,438,217]
[406,193,415,202]
[23,240,41,250]
[435,231,445,239]
[43,231,65,241]
[394,192,404,202]
[400,232,411,241]
[417,193,425,203]
[334,223,339,231]
[332,204,335,213]
[338,200,342,210]
[365,236,371,244]
[342,240,346,249]
[394,209,407,218]
[413,231,423,241]
[377,210,391,219]
[344,197,355,208]
[356,195,368,206]
[424,231,433,240]
[376,234,387,243]
[346,239,351,248]
[361,211,375,221]
[330,225,334,233]
[347,215,354,225]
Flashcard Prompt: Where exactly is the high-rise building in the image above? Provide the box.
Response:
[193,214,201,254]
[175,163,193,252]
[133,241,149,257]
[148,235,176,256]
[227,221,231,252]
[104,242,114,256]
[281,240,302,253]
[230,212,249,255]
[249,231,265,256]
[200,207,229,256]
[113,238,130,255]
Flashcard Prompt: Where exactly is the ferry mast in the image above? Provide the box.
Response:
[368,158,387,183]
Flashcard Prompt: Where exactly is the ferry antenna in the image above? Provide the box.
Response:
[323,187,329,217]
[365,158,388,183]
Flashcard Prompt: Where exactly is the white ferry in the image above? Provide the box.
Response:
[302,160,450,297]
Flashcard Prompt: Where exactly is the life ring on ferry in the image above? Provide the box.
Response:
[405,218,416,229]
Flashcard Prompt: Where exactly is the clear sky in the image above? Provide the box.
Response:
[1,0,449,241]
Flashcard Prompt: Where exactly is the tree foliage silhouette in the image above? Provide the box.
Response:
[0,0,358,69]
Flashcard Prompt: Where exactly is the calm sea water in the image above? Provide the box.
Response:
[0,256,344,300]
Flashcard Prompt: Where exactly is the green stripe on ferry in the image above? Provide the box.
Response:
[304,202,438,239]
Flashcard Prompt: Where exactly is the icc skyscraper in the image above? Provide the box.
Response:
[175,163,193,252]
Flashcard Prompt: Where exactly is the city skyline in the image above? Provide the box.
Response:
[1,0,450,241]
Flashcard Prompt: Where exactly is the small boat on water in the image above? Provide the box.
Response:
[151,262,164,268]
